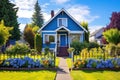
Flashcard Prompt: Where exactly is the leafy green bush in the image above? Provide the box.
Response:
[88,42,99,50]
[6,42,30,55]
[44,47,49,55]
[34,33,42,53]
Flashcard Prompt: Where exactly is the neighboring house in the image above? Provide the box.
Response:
[38,8,87,56]
[89,27,104,45]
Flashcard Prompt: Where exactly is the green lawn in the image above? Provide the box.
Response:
[71,70,120,80]
[0,70,56,80]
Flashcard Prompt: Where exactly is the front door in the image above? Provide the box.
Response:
[60,34,66,46]
[58,34,68,56]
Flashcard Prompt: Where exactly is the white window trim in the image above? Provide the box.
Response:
[43,34,56,44]
[57,18,68,27]
[59,34,67,47]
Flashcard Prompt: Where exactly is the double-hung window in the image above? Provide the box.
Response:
[58,18,67,27]
[44,35,55,43]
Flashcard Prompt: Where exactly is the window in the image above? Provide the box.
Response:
[58,18,67,27]
[45,35,55,43]
[70,34,80,42]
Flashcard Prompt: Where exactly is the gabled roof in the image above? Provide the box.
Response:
[90,27,104,37]
[38,8,87,32]
[55,26,70,32]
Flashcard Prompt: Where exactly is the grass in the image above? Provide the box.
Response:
[0,70,56,80]
[71,70,120,80]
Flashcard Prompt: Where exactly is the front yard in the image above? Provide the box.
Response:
[71,70,120,80]
[0,70,56,80]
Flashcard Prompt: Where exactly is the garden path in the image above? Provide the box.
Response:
[55,57,72,80]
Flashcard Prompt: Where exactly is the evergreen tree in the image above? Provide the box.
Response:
[80,21,89,42]
[0,0,20,40]
[32,0,44,28]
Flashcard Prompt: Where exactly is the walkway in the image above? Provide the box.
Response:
[55,57,72,80]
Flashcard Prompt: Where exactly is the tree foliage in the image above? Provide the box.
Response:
[0,20,12,46]
[106,12,120,30]
[32,0,44,28]
[0,0,20,40]
[80,21,89,42]
[103,28,120,44]
[23,24,35,48]
[34,33,42,53]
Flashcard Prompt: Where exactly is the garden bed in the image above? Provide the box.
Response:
[70,68,120,71]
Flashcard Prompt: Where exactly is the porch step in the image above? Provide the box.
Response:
[57,47,69,57]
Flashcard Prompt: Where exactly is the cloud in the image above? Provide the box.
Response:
[67,5,99,23]
[10,0,37,18]
[51,0,70,4]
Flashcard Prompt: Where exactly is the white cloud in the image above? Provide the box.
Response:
[51,0,70,4]
[67,5,99,23]
[10,0,37,18]
[41,3,50,9]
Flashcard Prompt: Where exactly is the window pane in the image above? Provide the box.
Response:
[45,35,48,42]
[59,18,67,27]
[71,34,80,42]
[49,35,55,42]
[62,19,67,27]
[59,19,62,26]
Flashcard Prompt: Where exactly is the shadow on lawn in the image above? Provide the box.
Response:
[0,69,56,73]
[80,70,120,73]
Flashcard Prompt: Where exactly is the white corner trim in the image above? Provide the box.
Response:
[42,31,55,32]
[70,31,84,34]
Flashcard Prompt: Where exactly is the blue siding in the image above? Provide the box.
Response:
[43,44,55,48]
[42,11,84,31]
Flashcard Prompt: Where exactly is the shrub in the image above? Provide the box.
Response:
[6,42,30,55]
[88,42,99,50]
[34,33,42,53]
[44,47,49,55]
[70,41,88,54]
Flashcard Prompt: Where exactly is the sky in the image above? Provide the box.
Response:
[10,0,120,33]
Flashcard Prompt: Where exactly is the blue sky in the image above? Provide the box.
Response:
[10,0,120,32]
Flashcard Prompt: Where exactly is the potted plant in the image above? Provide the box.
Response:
[67,47,75,58]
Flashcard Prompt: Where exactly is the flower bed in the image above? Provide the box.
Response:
[74,58,120,69]
[0,57,54,69]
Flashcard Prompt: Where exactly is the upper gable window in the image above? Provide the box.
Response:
[58,18,67,27]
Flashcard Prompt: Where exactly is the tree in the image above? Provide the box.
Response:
[0,20,12,46]
[34,33,42,53]
[32,0,44,28]
[0,0,20,40]
[32,26,39,33]
[80,21,89,42]
[24,24,35,48]
[106,12,120,30]
[103,28,120,44]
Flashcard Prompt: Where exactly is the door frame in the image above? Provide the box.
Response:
[59,34,67,47]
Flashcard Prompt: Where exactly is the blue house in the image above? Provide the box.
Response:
[38,8,87,56]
